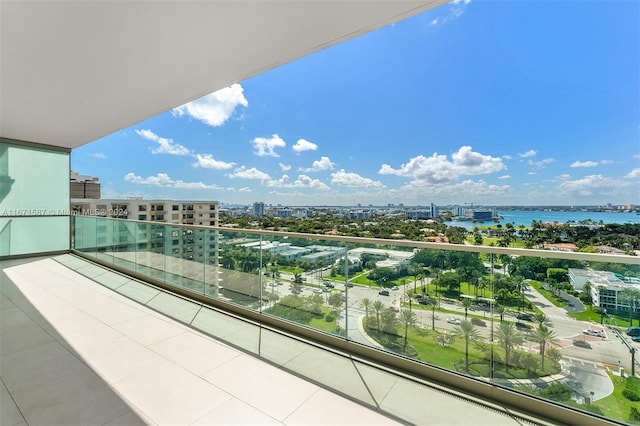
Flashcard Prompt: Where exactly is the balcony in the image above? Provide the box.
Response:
[2,255,404,425]
[60,216,640,424]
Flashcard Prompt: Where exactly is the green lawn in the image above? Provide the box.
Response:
[529,281,568,308]
[593,371,640,424]
[569,306,630,329]
[365,320,560,380]
[278,266,305,275]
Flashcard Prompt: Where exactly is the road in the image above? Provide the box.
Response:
[267,270,635,401]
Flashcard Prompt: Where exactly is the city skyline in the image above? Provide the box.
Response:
[72,0,640,206]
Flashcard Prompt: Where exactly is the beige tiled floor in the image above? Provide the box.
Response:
[1,256,538,426]
[1,257,400,425]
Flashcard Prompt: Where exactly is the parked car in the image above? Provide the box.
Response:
[572,339,592,349]
[632,336,640,343]
[323,281,335,288]
[378,289,390,296]
[391,286,399,291]
[583,329,603,337]
[345,282,354,288]
[418,297,430,305]
[470,318,487,327]
[627,327,640,337]
[446,317,461,325]
[312,288,323,294]
[516,313,533,322]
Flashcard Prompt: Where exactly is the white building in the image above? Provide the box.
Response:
[569,268,640,314]
[71,198,219,227]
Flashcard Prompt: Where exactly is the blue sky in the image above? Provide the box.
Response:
[72,0,640,207]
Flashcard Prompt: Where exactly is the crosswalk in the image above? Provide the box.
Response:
[546,313,577,321]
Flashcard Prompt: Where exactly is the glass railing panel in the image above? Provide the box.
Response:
[95,217,115,265]
[342,243,493,380]
[73,215,98,258]
[213,230,263,308]
[134,222,165,282]
[112,220,138,270]
[203,229,223,299]
[256,234,348,338]
[162,225,204,294]
[191,306,260,355]
[486,253,640,420]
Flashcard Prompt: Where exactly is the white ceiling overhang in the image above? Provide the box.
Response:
[1,0,447,149]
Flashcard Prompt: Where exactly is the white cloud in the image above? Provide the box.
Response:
[266,174,330,190]
[528,158,555,168]
[633,154,640,159]
[399,179,511,200]
[558,174,631,196]
[558,174,571,179]
[379,146,504,185]
[600,160,614,165]
[252,134,286,157]
[238,187,252,192]
[430,17,440,26]
[331,169,385,188]
[124,172,221,189]
[498,175,511,180]
[193,153,235,170]
[172,180,222,190]
[279,162,291,171]
[135,129,190,156]
[300,156,335,172]
[570,160,599,168]
[227,166,271,181]
[125,172,173,186]
[452,146,505,174]
[292,139,318,153]
[172,83,248,127]
[87,152,106,159]
[626,168,640,179]
[519,150,536,158]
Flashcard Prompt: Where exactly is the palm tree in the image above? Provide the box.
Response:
[410,263,423,294]
[496,322,523,373]
[454,319,482,372]
[372,300,385,334]
[399,309,418,352]
[621,288,640,327]
[513,276,528,312]
[360,297,372,323]
[534,325,558,370]
[533,312,552,330]
[461,298,473,318]
[428,298,438,331]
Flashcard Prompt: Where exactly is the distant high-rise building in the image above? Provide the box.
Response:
[70,198,220,264]
[70,198,219,227]
[430,203,438,218]
[253,202,265,217]
[70,171,101,199]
